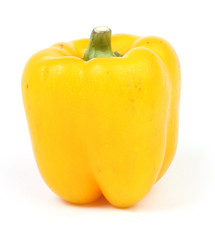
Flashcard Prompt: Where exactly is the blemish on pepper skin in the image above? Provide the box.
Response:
[59,44,64,48]
[26,84,29,89]
[146,41,150,44]
[130,98,134,102]
[134,85,141,91]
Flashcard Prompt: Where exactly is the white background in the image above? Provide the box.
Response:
[0,0,215,239]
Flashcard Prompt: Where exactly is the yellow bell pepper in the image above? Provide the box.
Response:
[22,26,181,208]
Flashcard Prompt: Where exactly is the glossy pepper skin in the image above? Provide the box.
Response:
[22,27,180,208]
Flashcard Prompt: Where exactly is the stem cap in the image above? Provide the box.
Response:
[84,26,121,61]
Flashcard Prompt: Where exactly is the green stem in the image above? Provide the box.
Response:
[84,26,121,61]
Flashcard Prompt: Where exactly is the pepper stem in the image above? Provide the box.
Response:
[84,26,121,61]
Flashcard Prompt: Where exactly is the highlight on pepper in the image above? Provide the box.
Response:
[22,26,181,208]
